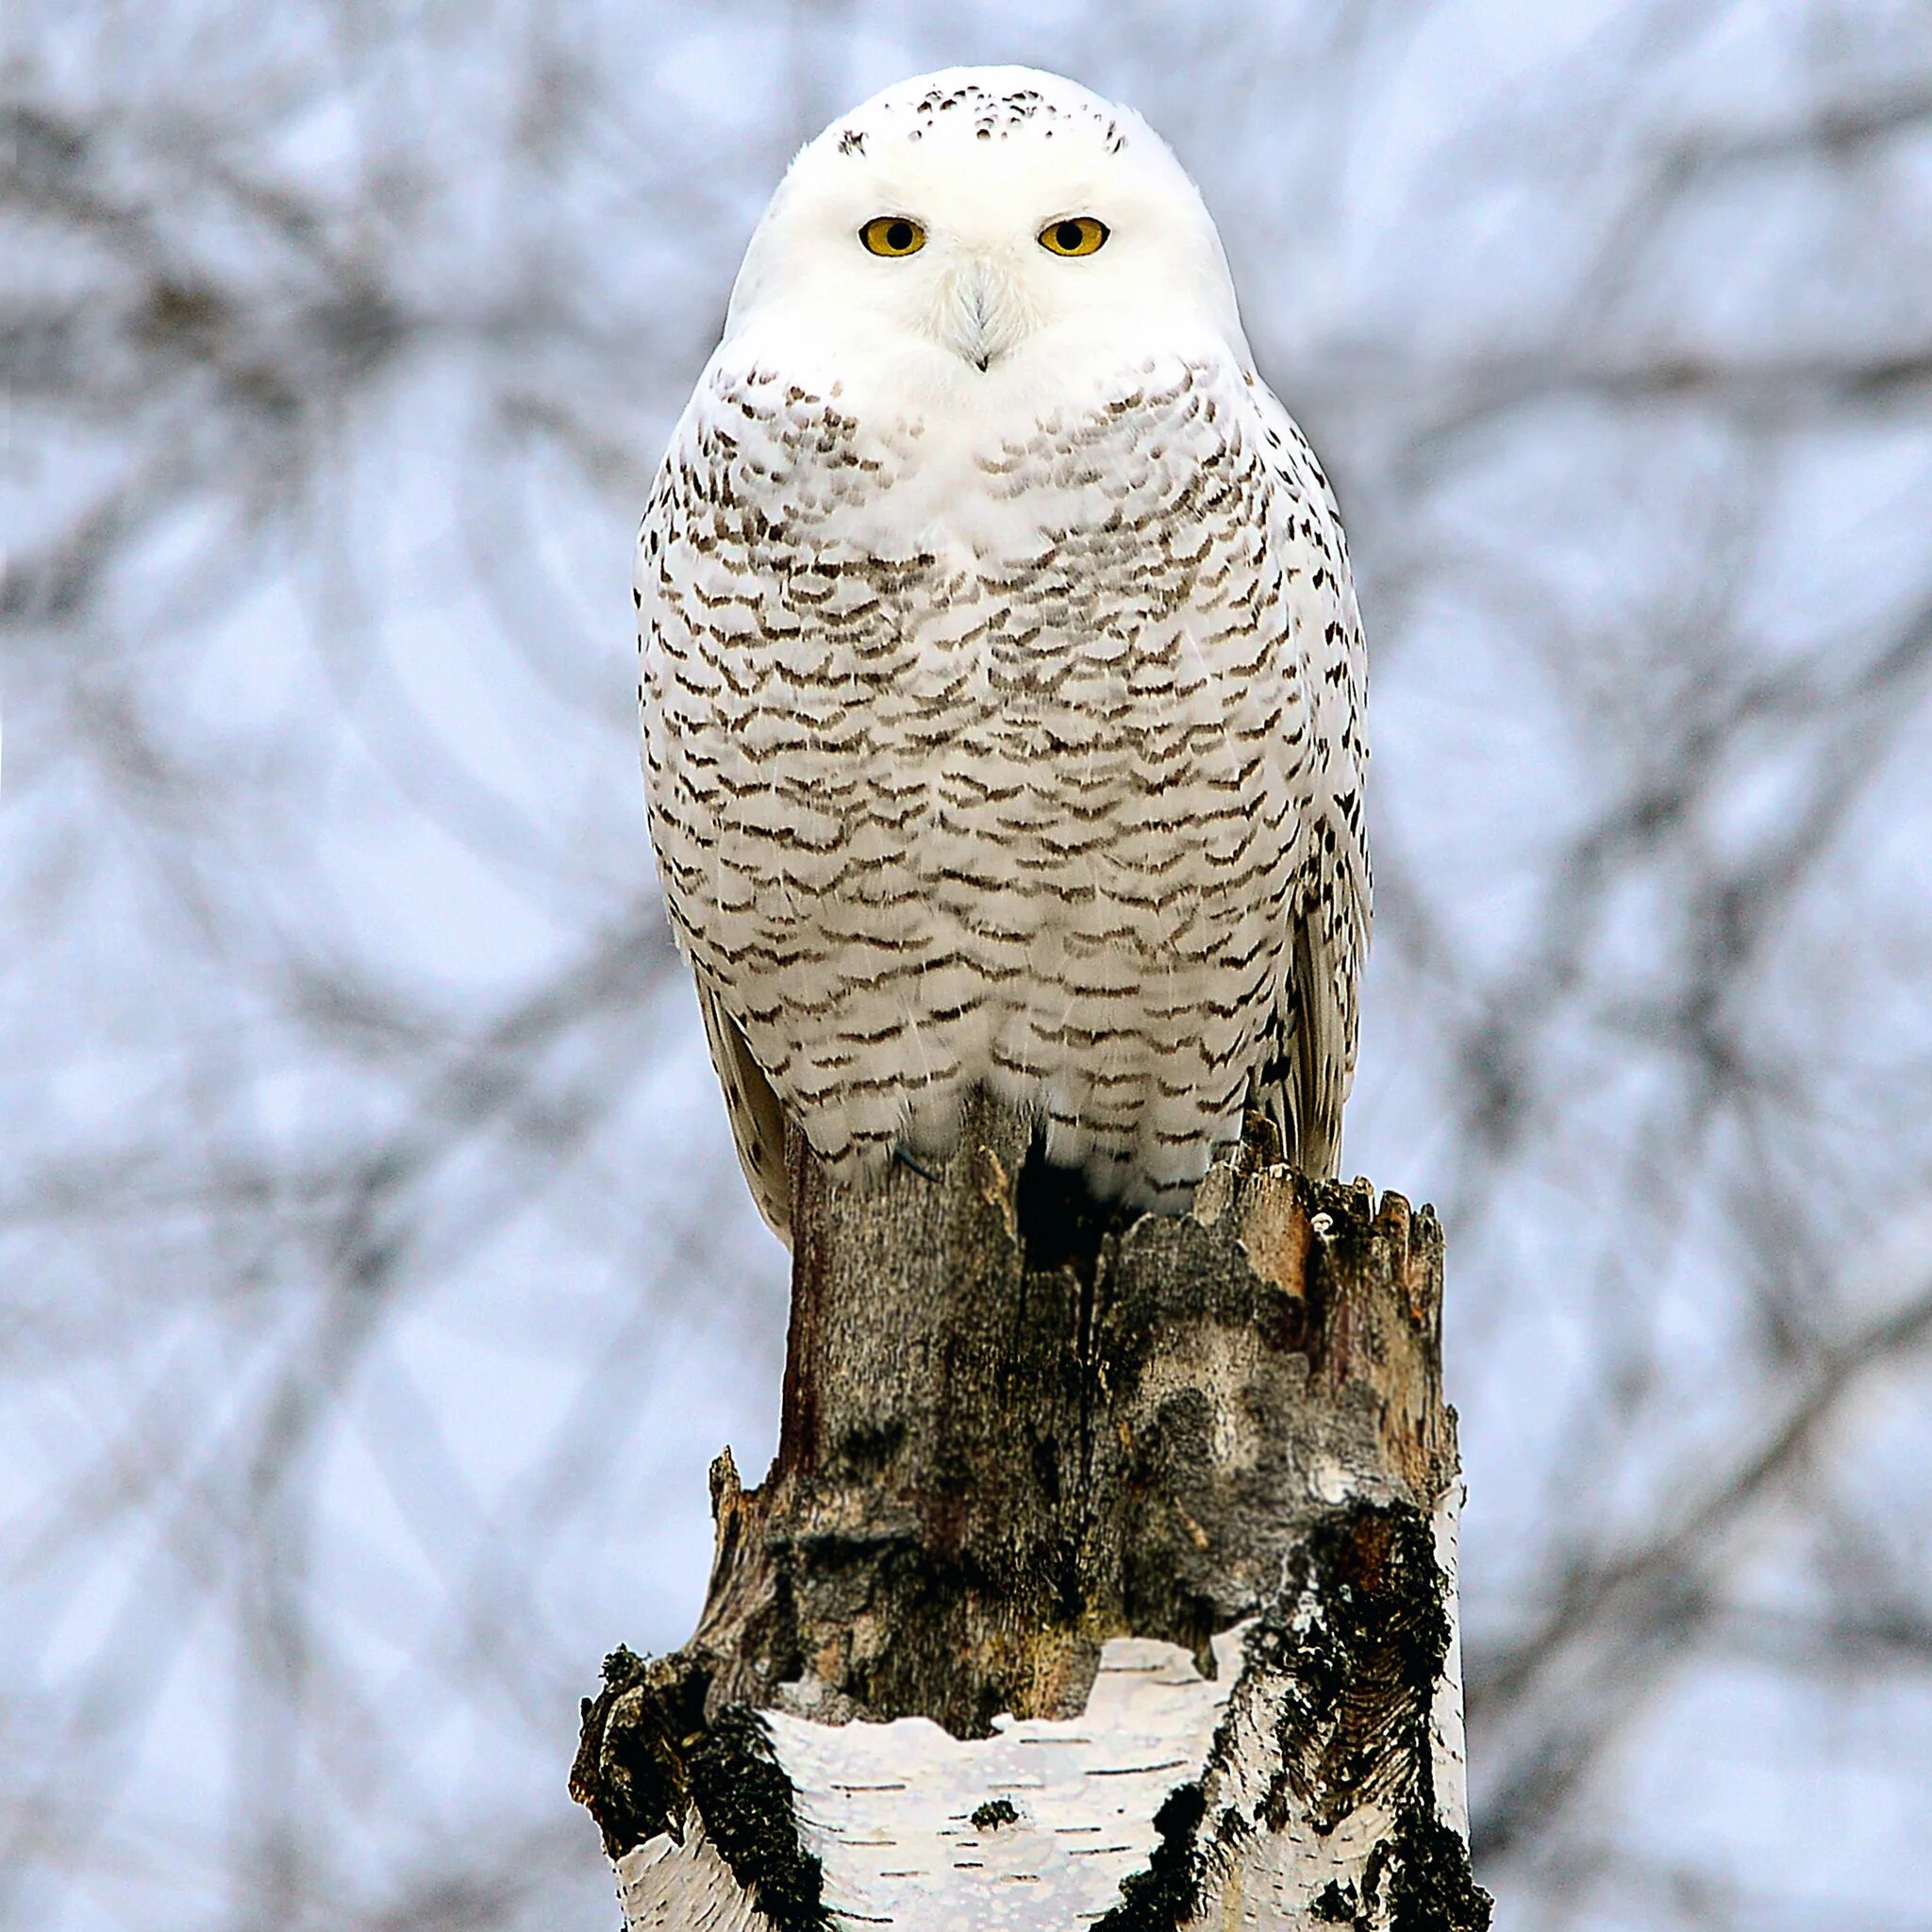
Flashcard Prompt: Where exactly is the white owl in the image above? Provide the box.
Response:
[638,66,1370,1242]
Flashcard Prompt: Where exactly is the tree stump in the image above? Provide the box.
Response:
[572,1091,1490,1929]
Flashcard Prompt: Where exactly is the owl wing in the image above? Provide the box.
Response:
[694,980,792,1241]
[1249,382,1372,1181]
[637,382,799,1243]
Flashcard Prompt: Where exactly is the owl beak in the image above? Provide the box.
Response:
[942,256,1030,372]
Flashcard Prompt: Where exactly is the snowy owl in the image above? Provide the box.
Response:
[638,66,1370,1242]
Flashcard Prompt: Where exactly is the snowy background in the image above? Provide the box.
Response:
[7,3,1932,1927]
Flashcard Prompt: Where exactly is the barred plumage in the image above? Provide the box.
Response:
[639,67,1369,1241]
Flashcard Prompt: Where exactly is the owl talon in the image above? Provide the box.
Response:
[893,1145,939,1185]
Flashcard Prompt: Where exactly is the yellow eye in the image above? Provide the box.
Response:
[859,215,926,257]
[1039,216,1109,257]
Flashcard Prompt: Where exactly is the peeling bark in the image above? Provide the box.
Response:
[573,1091,1489,1928]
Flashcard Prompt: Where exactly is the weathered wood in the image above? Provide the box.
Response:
[574,1091,1489,1929]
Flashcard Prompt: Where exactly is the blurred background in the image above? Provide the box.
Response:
[7,2,1932,1927]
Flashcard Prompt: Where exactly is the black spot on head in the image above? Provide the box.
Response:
[836,127,865,156]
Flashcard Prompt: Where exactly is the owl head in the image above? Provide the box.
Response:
[722,67,1252,391]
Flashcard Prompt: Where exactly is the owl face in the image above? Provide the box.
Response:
[723,66,1251,391]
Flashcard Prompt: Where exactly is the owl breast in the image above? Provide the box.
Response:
[641,351,1318,1213]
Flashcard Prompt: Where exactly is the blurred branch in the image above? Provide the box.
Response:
[8,4,1932,1927]
[1471,1270,1932,1858]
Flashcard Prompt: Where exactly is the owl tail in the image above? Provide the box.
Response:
[1303,920,1349,1177]
[1256,920,1348,1183]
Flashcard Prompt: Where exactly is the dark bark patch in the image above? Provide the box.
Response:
[1092,1498,1490,1929]
[1013,1131,1126,1279]
[688,1706,833,1932]
[568,1646,708,1860]
[1254,1499,1491,1927]
[830,1416,906,1479]
[1090,1779,1207,1932]
[572,1658,835,1929]
[1314,1876,1357,1921]
[970,1796,1020,1830]
[1362,1809,1492,1932]
[1252,1499,1452,1834]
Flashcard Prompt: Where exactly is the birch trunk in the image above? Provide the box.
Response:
[573,1091,1490,1929]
